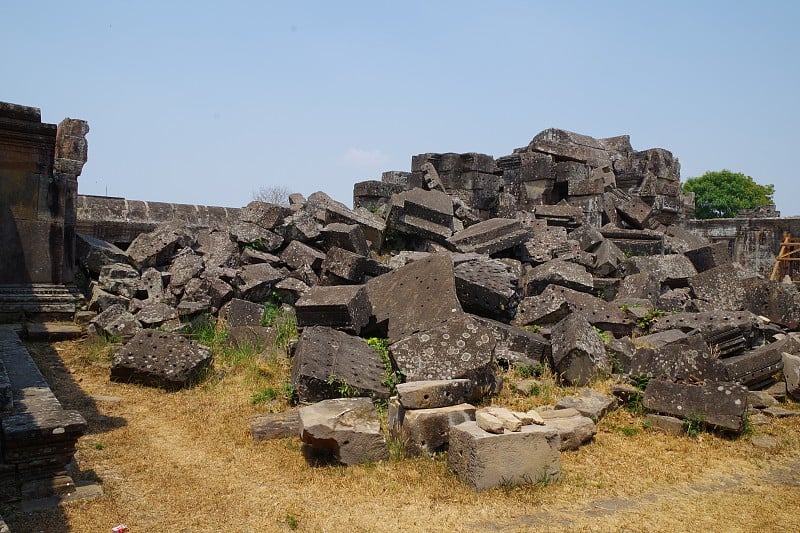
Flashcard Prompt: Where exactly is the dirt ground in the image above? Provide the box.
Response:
[4,337,800,533]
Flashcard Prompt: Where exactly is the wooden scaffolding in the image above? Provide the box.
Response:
[769,231,800,282]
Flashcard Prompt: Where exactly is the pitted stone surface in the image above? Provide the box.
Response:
[366,254,462,342]
[111,330,212,389]
[280,240,327,271]
[291,326,389,402]
[390,314,498,395]
[92,304,142,338]
[76,233,130,275]
[395,379,473,409]
[624,254,697,288]
[127,222,194,269]
[525,259,594,296]
[299,397,389,465]
[454,257,521,320]
[235,263,284,302]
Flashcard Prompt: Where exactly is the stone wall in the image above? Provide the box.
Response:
[685,216,800,278]
[75,195,240,247]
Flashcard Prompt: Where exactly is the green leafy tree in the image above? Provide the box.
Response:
[682,170,775,219]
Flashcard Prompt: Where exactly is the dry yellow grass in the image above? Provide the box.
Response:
[4,338,800,532]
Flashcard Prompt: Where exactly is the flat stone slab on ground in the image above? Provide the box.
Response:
[110,330,212,390]
[299,397,389,465]
[249,410,301,441]
[643,379,749,433]
[448,421,561,491]
[555,389,618,421]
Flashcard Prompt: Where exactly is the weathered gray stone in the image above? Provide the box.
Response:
[747,281,800,329]
[275,209,323,243]
[747,390,778,409]
[689,263,761,312]
[87,284,128,312]
[683,241,731,273]
[92,304,141,338]
[281,240,326,271]
[762,406,800,418]
[625,336,729,383]
[645,414,684,435]
[721,340,785,387]
[448,421,561,491]
[366,254,462,342]
[616,196,653,229]
[386,188,454,242]
[625,254,697,288]
[750,435,779,450]
[229,222,284,252]
[299,397,389,465]
[167,249,205,293]
[320,223,370,256]
[390,314,499,397]
[235,263,284,302]
[783,352,800,402]
[651,310,759,355]
[592,240,626,277]
[447,218,531,255]
[395,379,473,409]
[111,330,212,389]
[454,257,521,321]
[550,313,610,386]
[600,226,664,256]
[76,233,130,275]
[538,408,597,450]
[321,246,367,284]
[555,389,618,422]
[273,277,310,305]
[569,224,605,252]
[389,399,475,455]
[518,224,570,265]
[643,379,749,433]
[240,247,282,265]
[98,263,140,299]
[476,317,551,368]
[126,222,195,269]
[524,259,594,296]
[291,326,389,402]
[134,301,178,326]
[533,203,584,228]
[225,298,265,327]
[177,277,213,316]
[295,285,371,334]
[238,200,286,229]
[136,268,166,302]
[250,410,301,441]
[195,227,239,272]
[307,191,386,247]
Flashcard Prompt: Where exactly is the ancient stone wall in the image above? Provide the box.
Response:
[75,195,240,247]
[685,217,800,277]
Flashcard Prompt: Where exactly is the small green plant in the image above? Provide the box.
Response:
[629,374,651,391]
[636,308,666,332]
[592,326,612,344]
[514,362,545,379]
[741,411,755,437]
[285,512,299,530]
[616,425,639,437]
[93,442,106,450]
[251,382,296,405]
[683,413,706,438]
[522,324,543,334]
[366,337,405,395]
[327,375,360,397]
[623,249,634,258]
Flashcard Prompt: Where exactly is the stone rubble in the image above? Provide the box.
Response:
[63,126,800,490]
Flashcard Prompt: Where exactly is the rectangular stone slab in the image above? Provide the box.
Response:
[643,379,748,433]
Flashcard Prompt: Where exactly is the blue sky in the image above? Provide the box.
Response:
[3,1,799,214]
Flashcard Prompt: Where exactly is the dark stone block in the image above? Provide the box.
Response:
[110,330,212,390]
[291,326,389,402]
[643,379,748,433]
[295,284,371,334]
[454,257,521,321]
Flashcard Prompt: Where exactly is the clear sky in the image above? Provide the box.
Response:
[3,1,799,214]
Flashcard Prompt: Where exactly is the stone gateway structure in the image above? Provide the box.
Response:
[0,102,89,320]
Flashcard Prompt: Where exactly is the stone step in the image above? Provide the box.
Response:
[23,322,83,341]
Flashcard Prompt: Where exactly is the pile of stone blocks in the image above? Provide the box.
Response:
[388,379,475,456]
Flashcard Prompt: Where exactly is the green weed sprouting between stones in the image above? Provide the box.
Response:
[366,337,405,395]
[592,326,612,344]
[636,308,666,332]
[261,292,299,353]
[513,362,545,379]
[683,412,706,438]
[327,375,361,398]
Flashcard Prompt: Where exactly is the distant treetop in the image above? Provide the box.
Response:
[682,170,775,219]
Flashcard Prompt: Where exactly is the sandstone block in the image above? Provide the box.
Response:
[395,379,473,409]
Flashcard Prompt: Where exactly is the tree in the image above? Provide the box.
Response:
[252,185,291,206]
[682,170,775,219]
